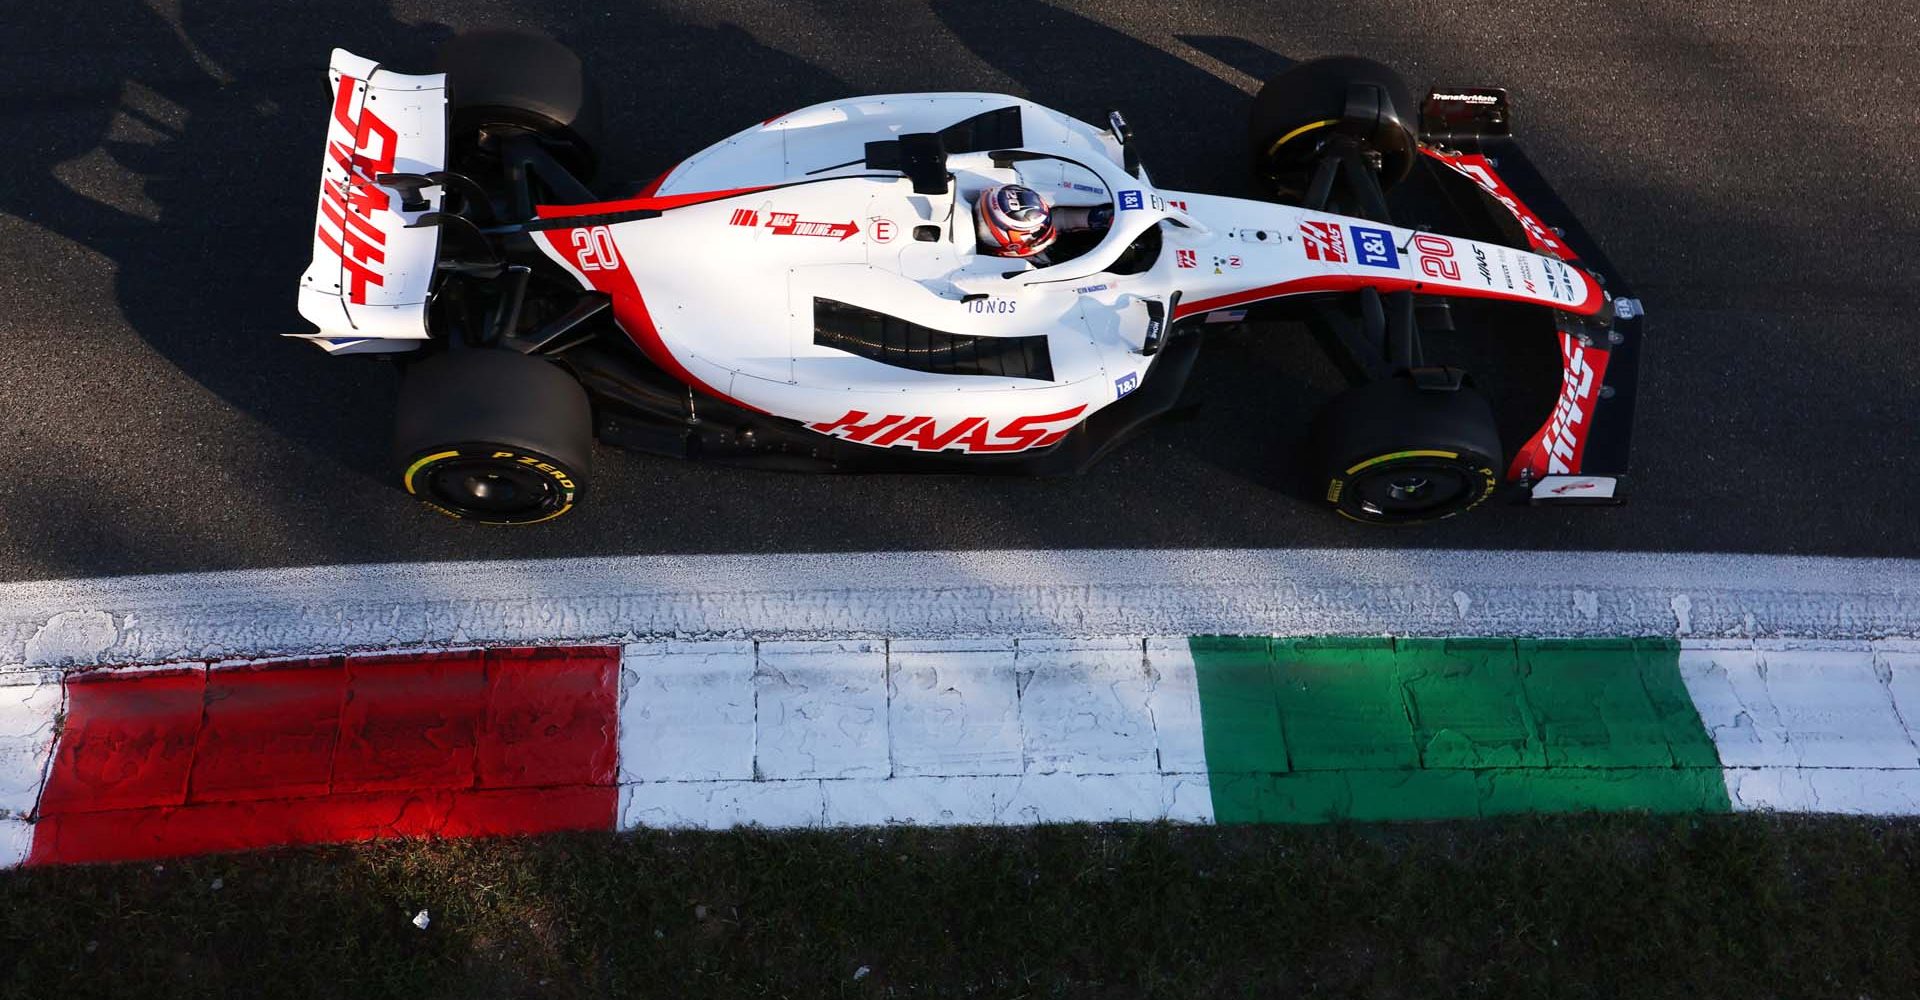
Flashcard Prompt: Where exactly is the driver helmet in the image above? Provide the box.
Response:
[974,183,1057,258]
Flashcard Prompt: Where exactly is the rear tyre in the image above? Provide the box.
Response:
[1248,55,1417,199]
[393,349,593,524]
[1310,376,1502,524]
[437,29,603,180]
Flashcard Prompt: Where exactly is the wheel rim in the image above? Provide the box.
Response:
[1349,461,1476,519]
[419,456,563,520]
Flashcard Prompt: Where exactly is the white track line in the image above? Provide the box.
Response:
[4,549,1918,669]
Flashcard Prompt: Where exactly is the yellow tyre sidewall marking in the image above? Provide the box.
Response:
[403,448,580,523]
[1344,449,1459,476]
[1329,452,1497,522]
[517,503,575,524]
[1266,118,1341,161]
[403,450,461,495]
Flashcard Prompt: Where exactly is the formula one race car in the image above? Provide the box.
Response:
[297,32,1643,524]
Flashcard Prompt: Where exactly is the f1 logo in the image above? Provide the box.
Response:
[1175,249,1197,268]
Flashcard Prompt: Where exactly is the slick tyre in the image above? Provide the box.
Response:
[1248,55,1417,198]
[1310,376,1502,524]
[394,349,593,525]
[437,29,603,180]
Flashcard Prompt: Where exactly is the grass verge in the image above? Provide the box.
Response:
[3,813,1915,998]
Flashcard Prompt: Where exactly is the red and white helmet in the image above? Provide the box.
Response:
[974,184,1057,258]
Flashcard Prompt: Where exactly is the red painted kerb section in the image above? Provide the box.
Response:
[27,647,620,866]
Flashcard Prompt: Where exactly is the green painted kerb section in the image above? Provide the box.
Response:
[1189,637,1732,823]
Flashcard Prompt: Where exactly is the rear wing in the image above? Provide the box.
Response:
[293,49,446,355]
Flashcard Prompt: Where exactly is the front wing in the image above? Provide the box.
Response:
[1418,93,1644,505]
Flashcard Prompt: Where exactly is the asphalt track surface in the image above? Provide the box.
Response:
[2,1,1915,582]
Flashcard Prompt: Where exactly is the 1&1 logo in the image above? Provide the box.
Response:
[1350,225,1399,268]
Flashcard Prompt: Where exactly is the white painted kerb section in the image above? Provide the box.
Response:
[617,639,1213,829]
[0,670,61,867]
[1680,640,1920,814]
[4,549,1918,669]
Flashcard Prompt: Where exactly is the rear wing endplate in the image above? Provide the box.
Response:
[292,49,447,354]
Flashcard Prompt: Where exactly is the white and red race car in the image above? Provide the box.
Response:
[298,33,1642,524]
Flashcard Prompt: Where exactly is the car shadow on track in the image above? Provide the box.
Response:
[0,2,861,575]
[0,0,443,474]
[2,1,857,469]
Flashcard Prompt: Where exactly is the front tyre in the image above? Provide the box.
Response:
[393,349,593,524]
[1248,55,1418,199]
[1310,376,1502,524]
